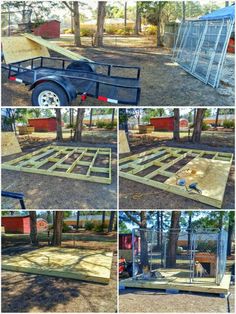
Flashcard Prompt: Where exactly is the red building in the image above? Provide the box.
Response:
[150,117,188,131]
[28,117,64,132]
[33,20,60,38]
[119,234,140,250]
[2,216,48,234]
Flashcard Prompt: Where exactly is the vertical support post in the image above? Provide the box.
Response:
[132,228,135,279]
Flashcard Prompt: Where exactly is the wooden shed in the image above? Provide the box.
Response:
[28,117,64,132]
[2,216,48,234]
[33,20,60,38]
[150,117,188,131]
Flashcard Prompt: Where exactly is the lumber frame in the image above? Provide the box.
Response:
[2,145,112,184]
[119,146,233,208]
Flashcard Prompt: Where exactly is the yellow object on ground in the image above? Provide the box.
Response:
[1,132,22,157]
[2,247,113,284]
[119,130,130,154]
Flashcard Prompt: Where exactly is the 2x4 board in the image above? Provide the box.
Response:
[119,146,233,208]
[2,247,113,284]
[2,145,112,184]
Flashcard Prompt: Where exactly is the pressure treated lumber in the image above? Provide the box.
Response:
[119,131,130,154]
[24,34,91,61]
[2,145,112,184]
[120,269,231,295]
[2,247,113,284]
[119,146,233,208]
[2,36,50,64]
[1,132,22,157]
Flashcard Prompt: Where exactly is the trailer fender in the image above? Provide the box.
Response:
[29,76,77,102]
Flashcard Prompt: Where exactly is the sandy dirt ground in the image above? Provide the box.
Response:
[1,47,234,106]
[1,233,117,313]
[119,286,235,313]
[119,141,235,209]
[1,142,117,210]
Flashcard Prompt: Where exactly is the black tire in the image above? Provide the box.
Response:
[67,61,95,72]
[32,82,69,106]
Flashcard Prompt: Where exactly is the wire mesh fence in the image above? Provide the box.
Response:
[132,228,228,285]
[172,18,234,88]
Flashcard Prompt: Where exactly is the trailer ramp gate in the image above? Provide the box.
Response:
[172,18,234,88]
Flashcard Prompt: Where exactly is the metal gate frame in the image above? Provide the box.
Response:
[173,18,234,88]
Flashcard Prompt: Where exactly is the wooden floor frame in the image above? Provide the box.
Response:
[120,272,231,295]
[119,146,233,208]
[2,145,112,184]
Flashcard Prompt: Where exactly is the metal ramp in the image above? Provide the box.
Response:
[172,18,234,88]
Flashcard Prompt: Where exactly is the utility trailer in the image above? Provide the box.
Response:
[2,57,141,106]
[1,35,141,106]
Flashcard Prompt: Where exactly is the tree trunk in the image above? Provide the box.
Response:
[51,211,64,246]
[29,211,38,245]
[108,211,115,232]
[134,1,139,35]
[73,2,81,46]
[166,211,181,268]
[215,108,220,128]
[187,212,192,251]
[156,3,163,47]
[89,109,93,129]
[95,1,106,47]
[76,211,80,230]
[74,108,85,141]
[111,109,115,128]
[124,2,127,28]
[173,108,180,141]
[182,1,186,21]
[55,109,63,141]
[191,109,206,143]
[102,211,106,228]
[140,211,149,268]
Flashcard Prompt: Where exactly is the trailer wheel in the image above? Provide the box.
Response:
[32,82,69,106]
[67,61,95,72]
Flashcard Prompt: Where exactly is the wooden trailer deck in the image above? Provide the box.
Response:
[120,269,231,295]
[2,145,112,184]
[119,146,233,208]
[2,247,113,284]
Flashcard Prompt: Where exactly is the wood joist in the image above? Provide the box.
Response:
[119,146,233,208]
[2,145,112,184]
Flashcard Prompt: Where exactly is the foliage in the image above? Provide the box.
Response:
[144,25,157,35]
[80,27,94,37]
[119,221,131,233]
[93,222,108,232]
[96,121,107,128]
[201,122,210,131]
[84,221,94,230]
[197,241,217,253]
[223,120,234,129]
[62,222,71,233]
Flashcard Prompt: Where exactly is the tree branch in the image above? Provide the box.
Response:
[62,1,74,13]
[124,211,141,227]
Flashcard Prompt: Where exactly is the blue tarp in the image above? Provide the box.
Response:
[200,5,235,20]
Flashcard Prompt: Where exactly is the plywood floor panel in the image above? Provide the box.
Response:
[2,247,113,284]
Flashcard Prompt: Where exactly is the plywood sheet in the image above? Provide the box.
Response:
[2,37,50,64]
[2,247,113,284]
[120,269,231,294]
[119,131,130,154]
[24,34,91,61]
[1,132,22,157]
[165,157,231,203]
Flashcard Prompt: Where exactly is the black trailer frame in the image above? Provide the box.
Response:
[2,56,141,106]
